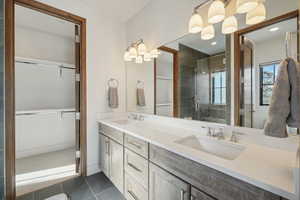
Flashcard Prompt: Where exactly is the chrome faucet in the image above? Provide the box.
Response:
[230,131,244,143]
[215,128,225,140]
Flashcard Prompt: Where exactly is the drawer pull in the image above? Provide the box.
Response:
[127,162,142,173]
[128,141,142,149]
[190,194,195,200]
[105,141,110,155]
[180,190,185,200]
[128,190,139,200]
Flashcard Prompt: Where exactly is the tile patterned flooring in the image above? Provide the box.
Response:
[17,172,125,200]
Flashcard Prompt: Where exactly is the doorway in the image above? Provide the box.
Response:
[5,0,87,199]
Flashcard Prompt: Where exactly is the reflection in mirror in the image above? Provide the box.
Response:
[156,22,231,124]
[238,16,298,129]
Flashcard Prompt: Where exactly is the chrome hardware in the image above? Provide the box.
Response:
[180,190,185,200]
[128,190,139,200]
[127,162,142,173]
[128,141,142,149]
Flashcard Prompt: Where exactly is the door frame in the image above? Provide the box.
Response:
[5,0,87,199]
[233,10,299,126]
[154,46,179,117]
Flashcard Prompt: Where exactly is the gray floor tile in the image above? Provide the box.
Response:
[96,187,125,200]
[17,193,35,200]
[86,173,113,195]
[34,184,63,200]
[62,176,94,200]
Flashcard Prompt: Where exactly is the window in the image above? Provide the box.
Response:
[259,62,280,105]
[211,71,226,105]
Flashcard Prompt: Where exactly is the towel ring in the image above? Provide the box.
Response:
[137,80,144,89]
[108,78,119,88]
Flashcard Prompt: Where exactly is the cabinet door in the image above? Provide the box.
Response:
[191,187,216,200]
[99,134,110,177]
[149,163,190,200]
[110,139,124,194]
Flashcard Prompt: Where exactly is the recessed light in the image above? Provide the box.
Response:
[211,41,217,46]
[269,27,279,32]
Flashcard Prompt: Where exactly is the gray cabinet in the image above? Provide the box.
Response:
[99,134,110,177]
[99,133,124,193]
[110,139,124,193]
[191,187,216,200]
[149,163,190,200]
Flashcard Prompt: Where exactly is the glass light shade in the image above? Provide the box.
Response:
[222,16,238,34]
[188,13,203,33]
[236,0,258,14]
[129,47,138,59]
[136,56,143,64]
[246,3,266,25]
[208,0,225,24]
[123,51,131,61]
[138,42,147,55]
[201,25,215,40]
[144,52,151,61]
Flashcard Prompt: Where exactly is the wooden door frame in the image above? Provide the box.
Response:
[154,46,179,117]
[5,0,87,199]
[233,10,299,126]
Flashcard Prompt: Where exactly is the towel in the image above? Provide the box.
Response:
[137,88,146,106]
[264,58,300,138]
[108,87,119,109]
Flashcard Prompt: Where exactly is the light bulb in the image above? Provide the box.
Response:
[201,25,215,40]
[138,42,147,55]
[236,0,258,14]
[222,16,238,34]
[246,3,266,25]
[123,51,131,61]
[136,56,143,64]
[188,12,203,34]
[208,0,225,24]
[144,52,151,62]
[129,47,137,59]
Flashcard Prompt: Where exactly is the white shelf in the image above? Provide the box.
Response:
[156,103,173,107]
[156,75,173,80]
[15,57,75,69]
[16,108,76,116]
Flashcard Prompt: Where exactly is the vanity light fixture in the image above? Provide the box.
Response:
[188,0,266,39]
[246,3,266,25]
[269,27,279,32]
[189,11,204,34]
[208,0,226,24]
[222,16,238,34]
[201,25,215,40]
[124,39,160,64]
[236,0,258,14]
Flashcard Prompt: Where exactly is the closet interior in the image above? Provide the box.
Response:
[15,5,79,196]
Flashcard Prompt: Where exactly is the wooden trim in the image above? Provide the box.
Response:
[234,10,299,126]
[15,0,86,24]
[155,46,179,117]
[5,0,87,199]
[5,0,16,199]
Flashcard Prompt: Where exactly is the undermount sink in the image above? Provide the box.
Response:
[175,135,246,160]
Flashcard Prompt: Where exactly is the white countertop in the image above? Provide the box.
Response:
[97,113,300,200]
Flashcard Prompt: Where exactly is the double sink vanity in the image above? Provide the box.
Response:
[98,113,300,200]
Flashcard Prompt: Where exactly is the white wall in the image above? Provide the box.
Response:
[36,0,127,175]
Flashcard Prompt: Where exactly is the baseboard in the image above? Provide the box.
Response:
[16,142,75,159]
[86,163,101,176]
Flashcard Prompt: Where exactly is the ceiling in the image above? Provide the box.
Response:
[245,18,297,43]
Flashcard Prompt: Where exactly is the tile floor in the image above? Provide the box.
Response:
[17,172,125,200]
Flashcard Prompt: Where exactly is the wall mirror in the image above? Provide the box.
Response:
[126,0,299,128]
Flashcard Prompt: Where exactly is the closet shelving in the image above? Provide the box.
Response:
[15,56,76,115]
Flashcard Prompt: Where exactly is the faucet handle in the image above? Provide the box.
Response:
[230,132,238,143]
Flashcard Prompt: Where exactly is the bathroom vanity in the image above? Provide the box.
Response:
[98,114,300,200]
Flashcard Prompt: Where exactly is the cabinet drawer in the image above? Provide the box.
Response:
[124,134,148,159]
[125,149,148,189]
[191,187,216,200]
[125,173,148,200]
[125,134,148,158]
[99,123,123,144]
